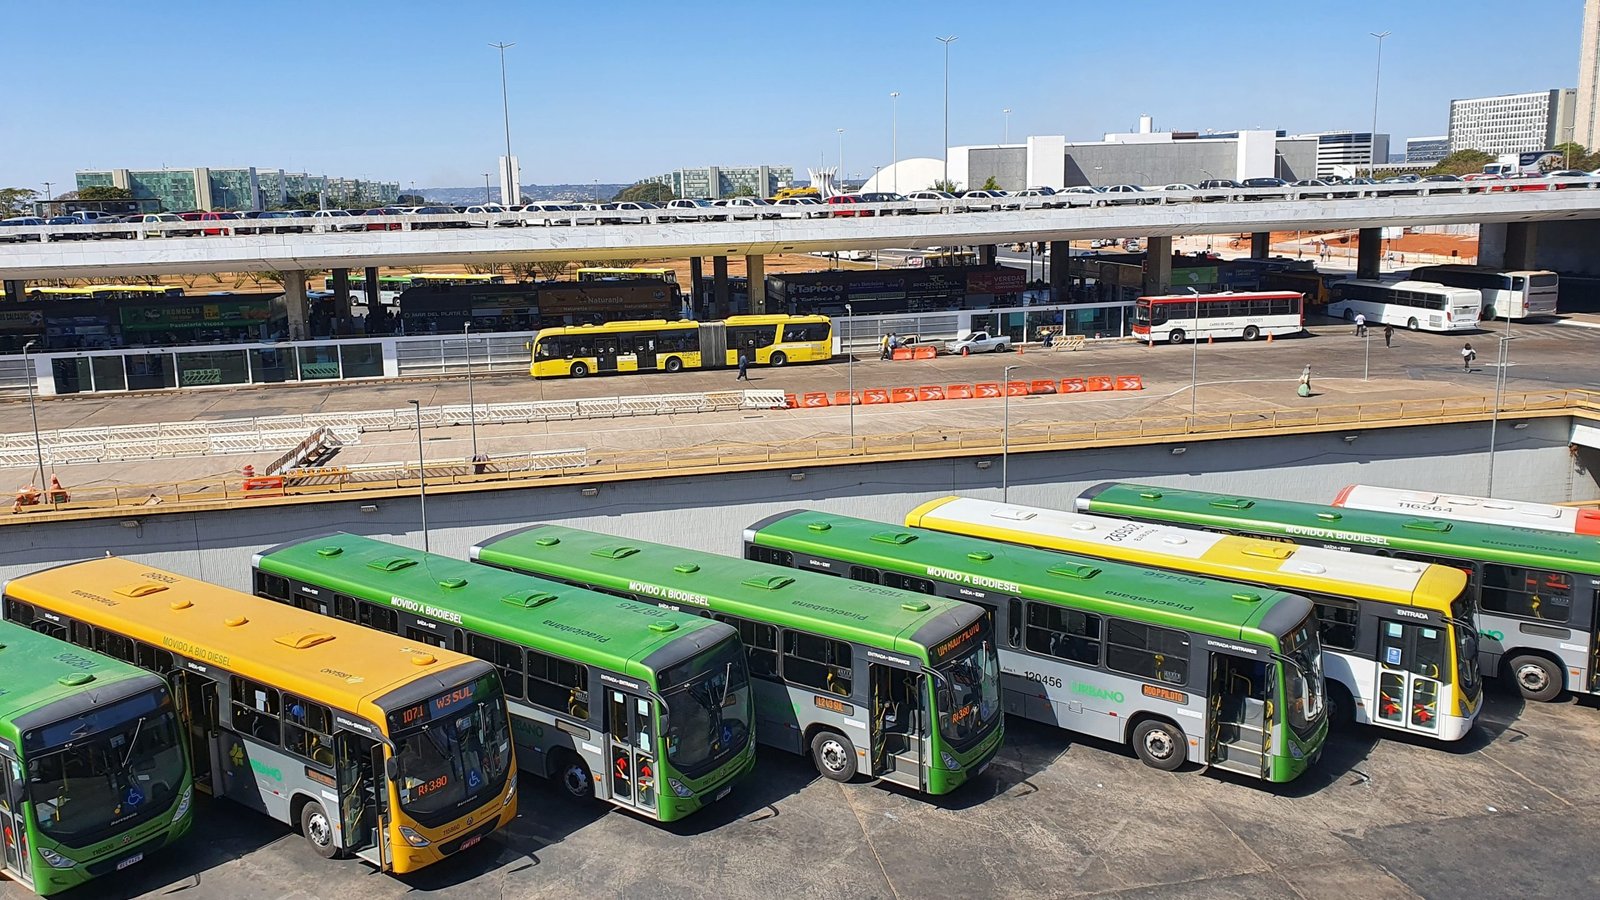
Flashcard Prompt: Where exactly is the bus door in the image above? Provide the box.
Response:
[0,756,30,886]
[635,336,658,371]
[1374,620,1445,734]
[605,690,657,813]
[175,670,220,794]
[336,732,384,868]
[596,339,619,373]
[1206,652,1270,779]
[869,665,924,789]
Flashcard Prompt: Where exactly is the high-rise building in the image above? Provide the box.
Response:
[74,167,400,211]
[1448,89,1576,156]
[1294,132,1391,177]
[1405,136,1450,163]
[1578,0,1600,149]
[644,165,794,199]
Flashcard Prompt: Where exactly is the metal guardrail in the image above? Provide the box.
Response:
[7,388,1591,521]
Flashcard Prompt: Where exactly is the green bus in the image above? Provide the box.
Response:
[743,510,1329,783]
[252,533,755,823]
[472,525,1005,795]
[0,618,193,895]
[1078,481,1600,705]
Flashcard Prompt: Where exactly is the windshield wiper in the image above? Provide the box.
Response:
[120,717,147,770]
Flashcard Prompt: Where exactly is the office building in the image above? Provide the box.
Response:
[74,167,400,212]
[1447,89,1576,156]
[1578,0,1600,148]
[1405,136,1450,163]
[1296,132,1391,178]
[645,165,794,199]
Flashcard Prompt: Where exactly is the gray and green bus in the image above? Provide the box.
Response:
[472,525,1004,796]
[253,533,755,823]
[0,618,193,896]
[743,510,1329,783]
[1079,481,1600,704]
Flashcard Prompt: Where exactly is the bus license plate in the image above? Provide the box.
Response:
[116,853,144,871]
[459,835,482,853]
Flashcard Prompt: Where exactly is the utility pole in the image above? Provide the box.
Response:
[936,36,958,187]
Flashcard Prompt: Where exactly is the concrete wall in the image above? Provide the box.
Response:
[1,418,1588,592]
[1487,218,1600,277]
[967,148,1029,192]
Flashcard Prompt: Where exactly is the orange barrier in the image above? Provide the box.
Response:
[788,375,1146,411]
[890,387,919,403]
[974,382,1002,398]
[917,385,945,401]
[913,345,936,360]
[800,392,831,408]
[242,476,286,493]
[1006,381,1030,396]
[1030,380,1057,395]
[946,384,975,399]
[892,347,914,360]
[1115,375,1144,391]
[833,390,861,406]
[862,388,891,404]
[1086,376,1115,392]
[784,394,798,409]
[1061,378,1086,393]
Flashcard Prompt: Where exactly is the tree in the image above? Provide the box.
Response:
[1551,142,1600,171]
[533,261,571,279]
[931,178,961,193]
[395,193,425,206]
[728,185,756,198]
[981,176,1001,191]
[1426,149,1495,177]
[78,185,133,201]
[613,181,677,203]
[0,187,37,217]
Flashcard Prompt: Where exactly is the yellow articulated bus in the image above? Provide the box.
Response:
[530,314,832,378]
[906,496,1482,742]
[1,558,517,875]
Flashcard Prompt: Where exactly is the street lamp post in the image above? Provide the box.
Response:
[1368,31,1391,179]
[1002,363,1019,501]
[483,173,492,204]
[1187,288,1200,421]
[890,91,900,195]
[1003,108,1011,144]
[1486,320,1515,497]
[845,303,855,446]
[464,323,479,463]
[1364,326,1371,381]
[936,36,958,187]
[490,41,517,205]
[408,399,429,552]
[42,182,52,203]
[837,128,845,187]
[22,341,45,491]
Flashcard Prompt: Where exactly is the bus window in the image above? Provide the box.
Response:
[782,322,830,342]
[528,650,589,719]
[1025,603,1102,665]
[746,545,793,567]
[848,566,881,585]
[882,572,935,594]
[1481,564,1572,622]
[284,696,336,766]
[231,676,282,743]
[1007,598,1022,649]
[730,618,779,678]
[1105,619,1189,685]
[782,631,852,696]
[469,634,526,699]
[1312,596,1360,650]
[727,327,776,349]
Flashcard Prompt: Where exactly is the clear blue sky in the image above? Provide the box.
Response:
[2,0,1585,191]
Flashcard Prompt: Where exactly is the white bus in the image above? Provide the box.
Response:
[1408,265,1559,321]
[1132,291,1305,344]
[1333,484,1600,536]
[1328,280,1481,333]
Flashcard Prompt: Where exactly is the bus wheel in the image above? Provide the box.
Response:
[1168,329,1186,345]
[1326,683,1355,727]
[1242,325,1260,341]
[810,730,857,782]
[1509,654,1563,702]
[769,351,788,367]
[1344,309,1356,322]
[1131,719,1185,771]
[664,356,683,373]
[557,752,595,799]
[300,800,342,859]
[570,361,590,377]
[1407,317,1420,331]
[1483,306,1496,321]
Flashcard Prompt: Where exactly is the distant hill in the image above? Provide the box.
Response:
[418,183,630,204]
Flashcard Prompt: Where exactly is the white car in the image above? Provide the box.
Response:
[773,197,828,218]
[310,209,362,232]
[661,199,726,222]
[462,204,520,226]
[904,190,960,214]
[1098,184,1155,206]
[522,202,590,225]
[714,197,781,220]
[1056,186,1104,207]
[945,329,1011,355]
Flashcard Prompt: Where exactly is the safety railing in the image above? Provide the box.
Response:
[9,388,1593,521]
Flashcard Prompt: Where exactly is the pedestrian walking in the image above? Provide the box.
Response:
[1354,312,1367,337]
[1461,342,1476,371]
[1383,323,1393,347]
[737,352,750,380]
[879,333,891,360]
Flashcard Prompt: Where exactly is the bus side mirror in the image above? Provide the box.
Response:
[385,757,399,782]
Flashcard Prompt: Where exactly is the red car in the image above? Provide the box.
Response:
[826,194,872,218]
[199,211,240,236]
[363,207,405,231]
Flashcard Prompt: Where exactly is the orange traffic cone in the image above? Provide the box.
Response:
[1267,332,1274,343]
[242,464,256,479]
[1207,334,1213,345]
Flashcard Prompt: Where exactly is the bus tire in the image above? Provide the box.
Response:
[1483,305,1496,321]
[570,361,590,378]
[1168,329,1186,345]
[299,800,342,859]
[1326,682,1355,727]
[1508,653,1563,702]
[810,729,857,782]
[769,351,788,367]
[1242,325,1260,341]
[1344,308,1356,322]
[664,356,683,373]
[1407,317,1420,331]
[556,751,595,799]
[1130,719,1185,771]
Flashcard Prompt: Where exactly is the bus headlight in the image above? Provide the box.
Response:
[502,774,517,808]
[668,778,693,799]
[941,751,960,771]
[399,826,432,848]
[172,784,193,824]
[38,847,76,869]
[1290,743,1305,760]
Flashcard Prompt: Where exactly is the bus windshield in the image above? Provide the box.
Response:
[658,638,753,779]
[1279,614,1325,739]
[26,688,186,848]
[931,619,1002,750]
[390,676,512,824]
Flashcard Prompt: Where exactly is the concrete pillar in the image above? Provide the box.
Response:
[712,256,730,318]
[364,265,380,311]
[979,245,998,266]
[1501,222,1540,271]
[745,255,766,315]
[331,268,351,322]
[1049,240,1069,302]
[688,257,703,317]
[2,280,23,303]
[1250,232,1271,260]
[1357,228,1383,280]
[283,270,309,341]
[1142,237,1173,296]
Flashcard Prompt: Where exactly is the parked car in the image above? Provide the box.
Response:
[1239,177,1290,200]
[258,210,311,233]
[1544,169,1598,189]
[945,329,1010,355]
[855,192,910,214]
[310,209,362,231]
[40,215,94,239]
[772,196,828,218]
[1379,174,1423,195]
[826,194,871,217]
[126,212,189,237]
[905,190,960,213]
[660,198,724,222]
[1099,184,1155,205]
[1010,187,1066,208]
[712,197,780,220]
[359,207,403,231]
[199,211,241,236]
[0,216,46,242]
[1421,174,1469,194]
[462,204,519,226]
[1194,179,1242,202]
